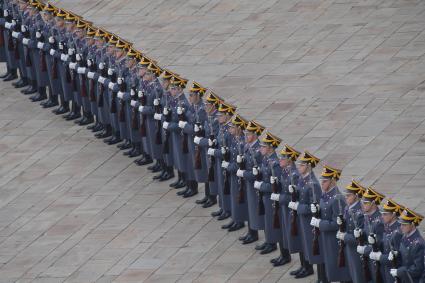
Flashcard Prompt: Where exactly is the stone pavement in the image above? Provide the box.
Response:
[0,0,425,282]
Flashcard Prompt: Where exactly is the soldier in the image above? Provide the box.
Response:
[388,208,424,283]
[236,120,265,244]
[2,1,18,81]
[287,150,320,275]
[194,91,221,207]
[369,199,404,283]
[310,165,351,282]
[207,101,236,221]
[356,187,385,283]
[221,114,248,232]
[336,180,366,283]
[162,75,190,191]
[253,131,282,255]
[11,1,29,90]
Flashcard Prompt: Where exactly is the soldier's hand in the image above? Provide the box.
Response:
[208,138,214,147]
[221,161,229,169]
[288,184,296,193]
[254,181,262,190]
[49,49,55,56]
[87,72,95,79]
[194,124,200,133]
[221,147,226,155]
[178,121,187,129]
[154,113,162,121]
[153,98,160,106]
[390,269,398,277]
[388,251,398,261]
[310,217,320,227]
[356,245,366,255]
[207,148,215,156]
[369,251,382,261]
[162,122,169,130]
[163,108,169,115]
[354,228,361,238]
[336,231,346,241]
[252,167,259,176]
[270,176,277,184]
[236,169,245,177]
[368,234,376,245]
[288,201,299,211]
[310,203,319,213]
[336,216,343,225]
[236,155,243,164]
[176,106,183,115]
[194,136,201,144]
[138,105,144,112]
[270,193,280,201]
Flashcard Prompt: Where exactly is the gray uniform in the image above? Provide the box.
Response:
[379,221,402,283]
[318,186,351,282]
[364,209,385,283]
[160,91,174,167]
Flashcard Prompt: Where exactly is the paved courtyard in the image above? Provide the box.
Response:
[0,0,425,282]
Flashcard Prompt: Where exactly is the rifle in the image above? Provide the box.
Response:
[290,170,299,236]
[139,89,147,137]
[207,116,217,182]
[97,62,107,108]
[178,100,189,154]
[130,87,139,130]
[38,31,47,72]
[337,194,346,267]
[7,20,14,52]
[154,91,162,145]
[118,77,127,122]
[221,127,231,195]
[162,94,171,154]
[368,221,384,283]
[250,147,264,215]
[389,242,400,283]
[13,20,20,60]
[23,27,32,67]
[88,59,96,102]
[237,140,246,204]
[270,162,280,228]
[352,210,372,282]
[310,172,320,255]
[78,52,87,98]
[109,69,117,114]
[194,105,204,170]
[69,48,78,91]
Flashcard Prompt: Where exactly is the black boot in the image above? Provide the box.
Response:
[242,229,259,244]
[183,181,198,198]
[92,122,104,133]
[30,87,47,102]
[0,68,10,78]
[216,211,230,221]
[95,124,112,139]
[228,222,245,232]
[271,241,291,267]
[106,132,122,145]
[123,143,136,156]
[316,264,329,283]
[64,103,81,121]
[169,171,182,187]
[3,69,17,81]
[159,166,174,181]
[196,182,209,204]
[174,172,186,189]
[176,186,190,196]
[134,154,153,166]
[42,89,59,108]
[260,243,277,255]
[255,242,267,250]
[12,77,28,88]
[211,208,223,217]
[290,253,305,276]
[221,221,234,229]
[295,259,314,278]
[129,142,142,158]
[202,195,217,208]
[77,112,94,126]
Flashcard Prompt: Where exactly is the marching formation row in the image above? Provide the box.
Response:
[1,1,425,283]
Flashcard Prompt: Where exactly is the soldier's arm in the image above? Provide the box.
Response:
[397,242,425,278]
[318,198,339,231]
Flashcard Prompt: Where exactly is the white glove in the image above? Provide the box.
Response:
[207,148,215,156]
[254,181,263,190]
[60,54,68,61]
[270,176,277,184]
[176,106,183,115]
[337,215,343,225]
[77,67,86,74]
[138,105,144,112]
[154,113,162,121]
[108,82,115,90]
[252,167,259,176]
[390,269,398,278]
[4,22,11,29]
[310,203,318,213]
[310,217,321,227]
[357,245,366,255]
[69,62,77,70]
[162,121,169,129]
[22,38,29,45]
[288,184,296,193]
[163,108,169,115]
[194,136,201,144]
[288,201,299,210]
[98,76,106,84]
[221,161,229,169]
[208,139,214,147]
[11,31,19,38]
[107,68,113,76]
[270,193,280,201]
[117,91,124,99]
[221,147,226,155]
[130,100,137,107]
[178,121,187,129]
[49,49,55,56]
[336,231,346,241]
[236,169,245,177]
[153,98,160,106]
[37,42,44,49]
[368,235,376,245]
[388,251,398,261]
[87,72,95,79]
[369,251,382,261]
[194,124,200,132]
[354,228,361,238]
[236,155,243,163]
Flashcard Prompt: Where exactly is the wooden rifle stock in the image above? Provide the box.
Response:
[337,214,346,267]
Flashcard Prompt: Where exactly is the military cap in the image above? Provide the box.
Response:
[298,151,320,168]
[362,187,385,205]
[205,91,223,108]
[116,38,132,50]
[127,47,139,58]
[344,179,366,196]
[218,101,236,115]
[42,2,56,13]
[65,11,81,22]
[35,2,45,11]
[137,55,152,67]
[261,131,282,148]
[231,114,248,130]
[189,81,207,96]
[108,34,119,45]
[170,75,188,89]
[29,0,40,7]
[86,25,96,37]
[160,69,175,80]
[147,61,162,76]
[399,208,424,226]
[55,8,67,18]
[245,120,265,136]
[94,27,108,39]
[382,199,404,216]
[321,165,342,181]
[280,144,301,161]
[76,18,91,29]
